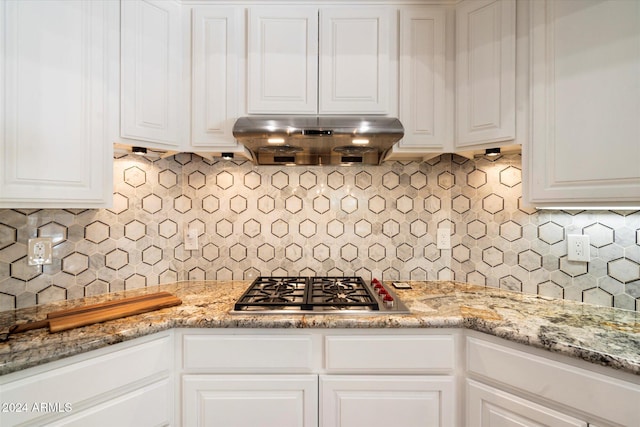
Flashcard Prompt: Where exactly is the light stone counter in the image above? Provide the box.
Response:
[0,281,638,376]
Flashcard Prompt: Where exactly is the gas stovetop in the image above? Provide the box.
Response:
[233,276,410,314]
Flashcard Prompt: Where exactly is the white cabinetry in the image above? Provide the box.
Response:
[191,6,244,152]
[178,329,457,427]
[247,7,318,114]
[526,0,640,206]
[321,376,454,427]
[466,380,587,427]
[183,375,318,427]
[120,0,183,149]
[387,0,516,161]
[321,334,455,427]
[456,0,515,148]
[0,0,116,208]
[466,335,640,427]
[390,7,451,159]
[318,8,396,114]
[247,7,396,115]
[0,332,174,426]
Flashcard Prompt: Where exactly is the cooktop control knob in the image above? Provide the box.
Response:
[383,294,394,308]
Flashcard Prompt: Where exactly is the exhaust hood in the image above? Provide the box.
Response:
[232,116,404,165]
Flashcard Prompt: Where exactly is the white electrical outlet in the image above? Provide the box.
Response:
[567,234,590,262]
[28,237,53,266]
[184,228,199,251]
[436,228,451,250]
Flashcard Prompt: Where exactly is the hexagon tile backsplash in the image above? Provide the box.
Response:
[0,153,639,312]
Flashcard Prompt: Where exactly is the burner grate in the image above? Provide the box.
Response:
[309,277,379,310]
[234,276,380,312]
[234,277,309,310]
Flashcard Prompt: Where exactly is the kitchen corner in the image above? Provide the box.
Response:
[1,0,639,425]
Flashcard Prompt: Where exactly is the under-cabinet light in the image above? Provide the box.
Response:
[132,146,147,156]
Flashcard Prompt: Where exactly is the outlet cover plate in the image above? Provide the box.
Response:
[567,234,590,262]
[436,228,451,250]
[28,237,53,266]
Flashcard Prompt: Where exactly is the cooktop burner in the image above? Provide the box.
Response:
[233,276,409,314]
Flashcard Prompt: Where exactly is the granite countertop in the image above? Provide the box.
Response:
[0,280,639,376]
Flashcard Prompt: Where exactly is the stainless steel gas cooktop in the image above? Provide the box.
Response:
[232,276,410,314]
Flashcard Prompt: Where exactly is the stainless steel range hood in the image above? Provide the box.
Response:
[232,116,404,165]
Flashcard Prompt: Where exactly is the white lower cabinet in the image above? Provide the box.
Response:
[465,334,640,427]
[178,330,458,427]
[183,375,318,427]
[321,375,455,427]
[46,378,173,427]
[4,329,640,427]
[0,332,173,426]
[466,379,587,427]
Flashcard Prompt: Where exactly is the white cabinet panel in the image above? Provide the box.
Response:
[183,375,318,427]
[320,375,455,427]
[466,336,640,427]
[247,7,318,114]
[325,334,454,373]
[526,0,640,205]
[47,379,172,427]
[182,334,314,372]
[466,379,587,427]
[456,0,516,147]
[0,0,116,208]
[191,6,243,150]
[396,7,450,153]
[247,7,395,115]
[0,333,172,426]
[319,8,396,114]
[121,0,181,147]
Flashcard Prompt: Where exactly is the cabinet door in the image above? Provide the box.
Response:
[395,7,450,154]
[466,379,587,427]
[191,6,243,150]
[46,379,172,427]
[319,8,396,114]
[320,375,455,427]
[121,0,182,148]
[0,333,172,426]
[456,0,516,147]
[183,374,318,427]
[526,0,640,206]
[247,7,318,114]
[0,0,116,208]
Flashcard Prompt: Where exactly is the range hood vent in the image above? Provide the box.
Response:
[232,116,404,166]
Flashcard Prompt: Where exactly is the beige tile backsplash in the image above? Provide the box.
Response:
[0,153,638,311]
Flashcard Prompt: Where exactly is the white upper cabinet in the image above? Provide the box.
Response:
[191,6,244,151]
[121,0,182,149]
[247,7,318,114]
[390,7,451,158]
[319,8,396,114]
[247,6,395,115]
[526,0,640,206]
[0,0,117,208]
[456,0,516,148]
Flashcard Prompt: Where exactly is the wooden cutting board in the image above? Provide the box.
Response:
[4,292,182,337]
[48,293,182,332]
